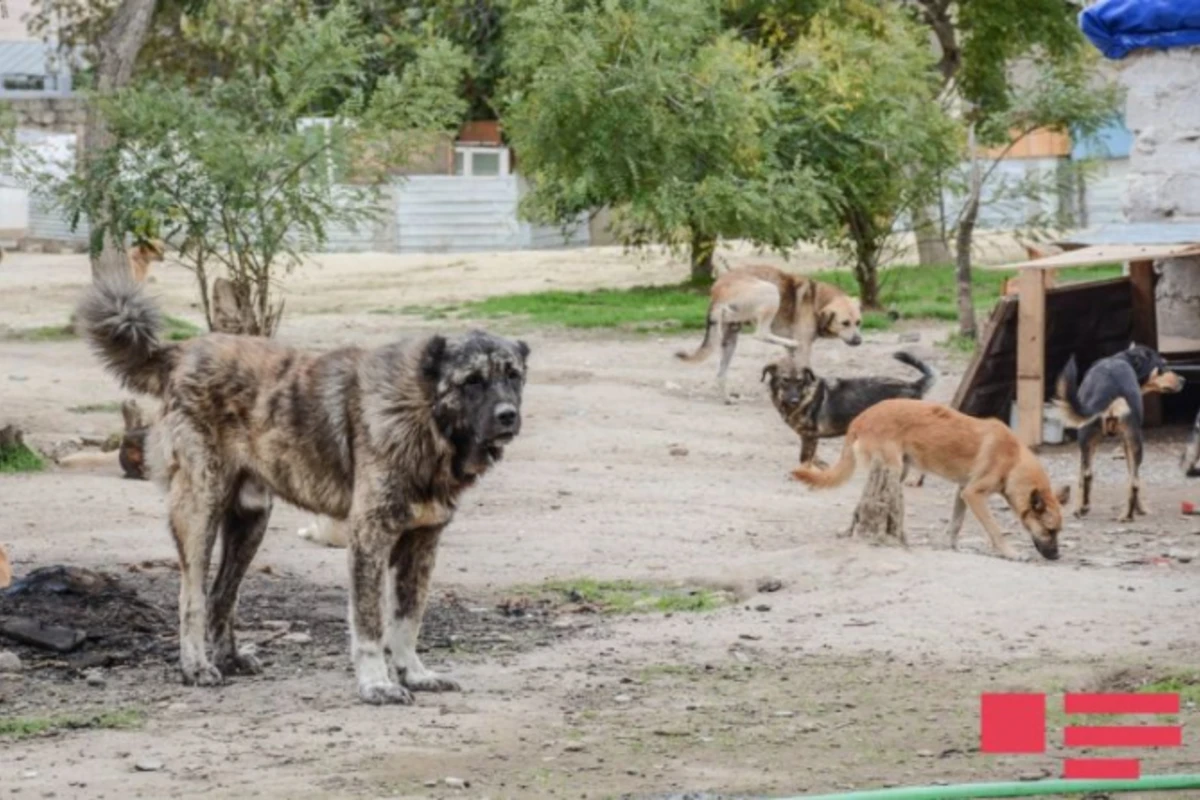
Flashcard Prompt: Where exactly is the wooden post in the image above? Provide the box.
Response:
[1129,259,1161,426]
[1016,266,1048,447]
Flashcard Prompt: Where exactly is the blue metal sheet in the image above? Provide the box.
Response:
[1055,222,1200,247]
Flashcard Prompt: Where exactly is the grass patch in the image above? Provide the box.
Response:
[163,314,203,341]
[68,401,123,414]
[443,263,1123,334]
[535,578,730,614]
[0,441,45,473]
[0,708,144,740]
[939,331,980,355]
[2,323,76,342]
[1140,672,1200,705]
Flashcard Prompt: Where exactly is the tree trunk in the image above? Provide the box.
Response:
[846,206,882,309]
[913,203,951,266]
[955,123,982,339]
[81,0,158,282]
[689,229,716,284]
[843,462,907,546]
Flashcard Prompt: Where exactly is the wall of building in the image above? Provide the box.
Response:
[1122,46,1200,341]
[4,96,85,132]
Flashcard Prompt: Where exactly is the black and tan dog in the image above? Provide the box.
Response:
[762,351,937,467]
[1055,343,1184,521]
[78,277,529,705]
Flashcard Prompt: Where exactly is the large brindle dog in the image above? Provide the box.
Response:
[78,278,529,705]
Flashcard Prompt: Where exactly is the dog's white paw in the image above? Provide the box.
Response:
[403,671,461,693]
[181,660,224,687]
[358,680,415,705]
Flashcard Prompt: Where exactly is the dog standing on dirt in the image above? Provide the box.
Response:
[78,278,530,705]
[763,351,937,467]
[1055,344,1184,521]
[676,265,862,401]
[791,399,1068,560]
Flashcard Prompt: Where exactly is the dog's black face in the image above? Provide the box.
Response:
[1120,343,1185,394]
[423,331,530,479]
[762,362,821,414]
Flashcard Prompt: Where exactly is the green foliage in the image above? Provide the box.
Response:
[780,3,960,306]
[0,441,46,474]
[48,0,468,336]
[500,0,825,279]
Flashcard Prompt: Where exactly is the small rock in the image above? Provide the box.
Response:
[423,779,438,788]
[84,669,107,688]
[614,694,632,703]
[443,776,468,789]
[261,620,291,630]
[798,722,820,733]
[773,710,795,718]
[756,578,783,593]
[22,770,38,779]
[664,381,682,392]
[281,632,312,645]
[754,604,771,612]
[668,445,689,457]
[916,749,935,758]
[0,650,23,672]
[135,759,164,772]
[564,742,586,752]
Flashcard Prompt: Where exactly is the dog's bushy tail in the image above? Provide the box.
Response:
[893,351,938,397]
[791,434,857,489]
[76,276,176,396]
[675,305,717,363]
[1053,356,1088,426]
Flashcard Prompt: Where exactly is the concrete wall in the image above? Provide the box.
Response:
[1121,47,1200,339]
[3,97,85,132]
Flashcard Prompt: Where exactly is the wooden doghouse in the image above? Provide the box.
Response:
[953,239,1200,447]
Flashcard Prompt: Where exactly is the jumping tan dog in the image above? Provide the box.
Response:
[129,240,165,282]
[676,265,863,401]
[791,399,1069,561]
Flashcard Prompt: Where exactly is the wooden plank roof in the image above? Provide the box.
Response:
[983,242,1200,271]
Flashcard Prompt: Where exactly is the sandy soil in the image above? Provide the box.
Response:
[3,250,1200,800]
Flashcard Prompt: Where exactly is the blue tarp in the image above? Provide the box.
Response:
[1080,0,1200,59]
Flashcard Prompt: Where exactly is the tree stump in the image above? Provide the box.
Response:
[211,277,256,335]
[843,462,907,546]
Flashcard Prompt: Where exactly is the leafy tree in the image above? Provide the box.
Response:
[50,0,469,335]
[949,51,1120,337]
[500,0,825,283]
[779,3,960,308]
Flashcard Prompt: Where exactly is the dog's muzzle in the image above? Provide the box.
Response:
[1033,537,1060,561]
[491,403,520,443]
[846,334,863,346]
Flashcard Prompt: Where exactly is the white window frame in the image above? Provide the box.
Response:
[454,145,510,177]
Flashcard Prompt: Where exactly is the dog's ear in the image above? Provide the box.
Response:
[761,363,777,383]
[801,367,816,383]
[818,310,835,334]
[1030,488,1046,514]
[516,339,531,364]
[420,335,448,384]
[1055,484,1071,506]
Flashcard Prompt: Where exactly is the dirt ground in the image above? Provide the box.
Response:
[3,249,1200,800]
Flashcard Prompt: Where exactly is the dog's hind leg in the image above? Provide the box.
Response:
[167,462,225,687]
[1118,421,1147,521]
[209,477,272,677]
[1075,420,1101,518]
[716,321,741,403]
[386,525,458,693]
[945,491,968,550]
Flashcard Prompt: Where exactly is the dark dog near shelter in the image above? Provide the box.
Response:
[762,351,937,467]
[1055,343,1184,521]
[77,277,529,705]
